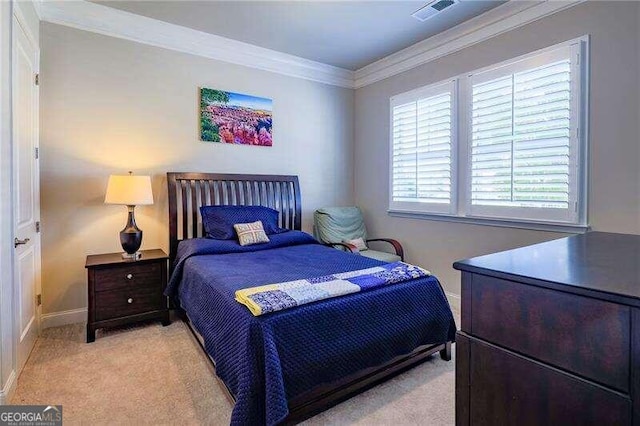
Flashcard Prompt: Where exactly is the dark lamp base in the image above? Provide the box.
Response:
[120,205,143,256]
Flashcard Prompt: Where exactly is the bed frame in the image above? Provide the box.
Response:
[167,172,452,424]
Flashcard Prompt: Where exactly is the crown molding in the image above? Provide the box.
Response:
[354,0,585,88]
[37,0,585,90]
[37,0,355,88]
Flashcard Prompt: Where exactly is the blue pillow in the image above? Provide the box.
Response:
[200,205,284,239]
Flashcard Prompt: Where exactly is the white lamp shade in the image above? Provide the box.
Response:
[104,175,154,206]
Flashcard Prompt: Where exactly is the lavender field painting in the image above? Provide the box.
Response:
[200,88,273,146]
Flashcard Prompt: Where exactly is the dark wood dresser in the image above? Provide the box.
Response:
[454,232,640,425]
[85,249,170,342]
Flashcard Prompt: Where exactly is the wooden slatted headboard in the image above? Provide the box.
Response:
[167,172,301,271]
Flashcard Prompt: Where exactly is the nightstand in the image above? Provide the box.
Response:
[85,249,170,342]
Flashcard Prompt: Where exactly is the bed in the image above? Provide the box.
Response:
[165,172,456,425]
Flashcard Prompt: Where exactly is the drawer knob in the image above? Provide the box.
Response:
[127,298,133,304]
[126,274,133,280]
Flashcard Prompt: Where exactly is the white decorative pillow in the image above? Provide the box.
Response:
[343,237,368,251]
[234,221,270,246]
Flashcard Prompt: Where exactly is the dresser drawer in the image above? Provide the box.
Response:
[95,286,164,321]
[465,335,631,426]
[93,262,161,292]
[470,274,630,392]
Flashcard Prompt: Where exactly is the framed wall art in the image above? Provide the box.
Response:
[200,88,273,146]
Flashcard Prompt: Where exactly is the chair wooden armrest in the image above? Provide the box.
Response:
[366,238,404,261]
[323,242,358,253]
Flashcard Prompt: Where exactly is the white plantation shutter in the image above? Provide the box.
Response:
[392,101,418,200]
[390,80,456,214]
[468,44,582,224]
[387,38,587,228]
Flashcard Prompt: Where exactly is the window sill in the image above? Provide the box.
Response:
[387,210,590,234]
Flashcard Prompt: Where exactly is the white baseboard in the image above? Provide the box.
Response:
[0,370,16,404]
[41,308,87,329]
[445,292,461,311]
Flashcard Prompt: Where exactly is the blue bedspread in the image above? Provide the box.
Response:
[166,231,456,425]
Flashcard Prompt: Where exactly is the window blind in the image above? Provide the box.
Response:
[390,81,455,214]
[468,45,579,223]
[388,38,586,227]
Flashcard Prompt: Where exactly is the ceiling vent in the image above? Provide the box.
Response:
[412,0,458,22]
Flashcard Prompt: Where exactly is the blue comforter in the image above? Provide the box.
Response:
[166,231,456,425]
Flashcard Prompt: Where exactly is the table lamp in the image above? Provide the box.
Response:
[104,172,154,259]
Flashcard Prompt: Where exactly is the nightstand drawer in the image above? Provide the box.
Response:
[94,262,161,292]
[95,286,164,321]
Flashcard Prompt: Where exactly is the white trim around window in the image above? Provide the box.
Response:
[388,36,590,232]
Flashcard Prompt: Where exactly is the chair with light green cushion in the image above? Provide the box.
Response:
[313,207,404,262]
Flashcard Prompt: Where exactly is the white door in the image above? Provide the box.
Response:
[12,13,40,374]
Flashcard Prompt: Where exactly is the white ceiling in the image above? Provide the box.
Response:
[95,0,506,70]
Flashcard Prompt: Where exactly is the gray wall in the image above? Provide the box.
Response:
[40,23,354,315]
[38,1,640,314]
[354,1,640,297]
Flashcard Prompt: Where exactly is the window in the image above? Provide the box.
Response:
[390,80,457,214]
[467,44,581,223]
[389,37,588,229]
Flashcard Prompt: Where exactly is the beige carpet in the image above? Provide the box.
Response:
[11,316,457,425]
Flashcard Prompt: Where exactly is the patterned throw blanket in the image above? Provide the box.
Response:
[235,261,431,316]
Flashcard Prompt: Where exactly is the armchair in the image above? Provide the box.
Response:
[313,207,404,262]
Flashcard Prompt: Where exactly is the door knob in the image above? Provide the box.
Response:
[14,238,30,248]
